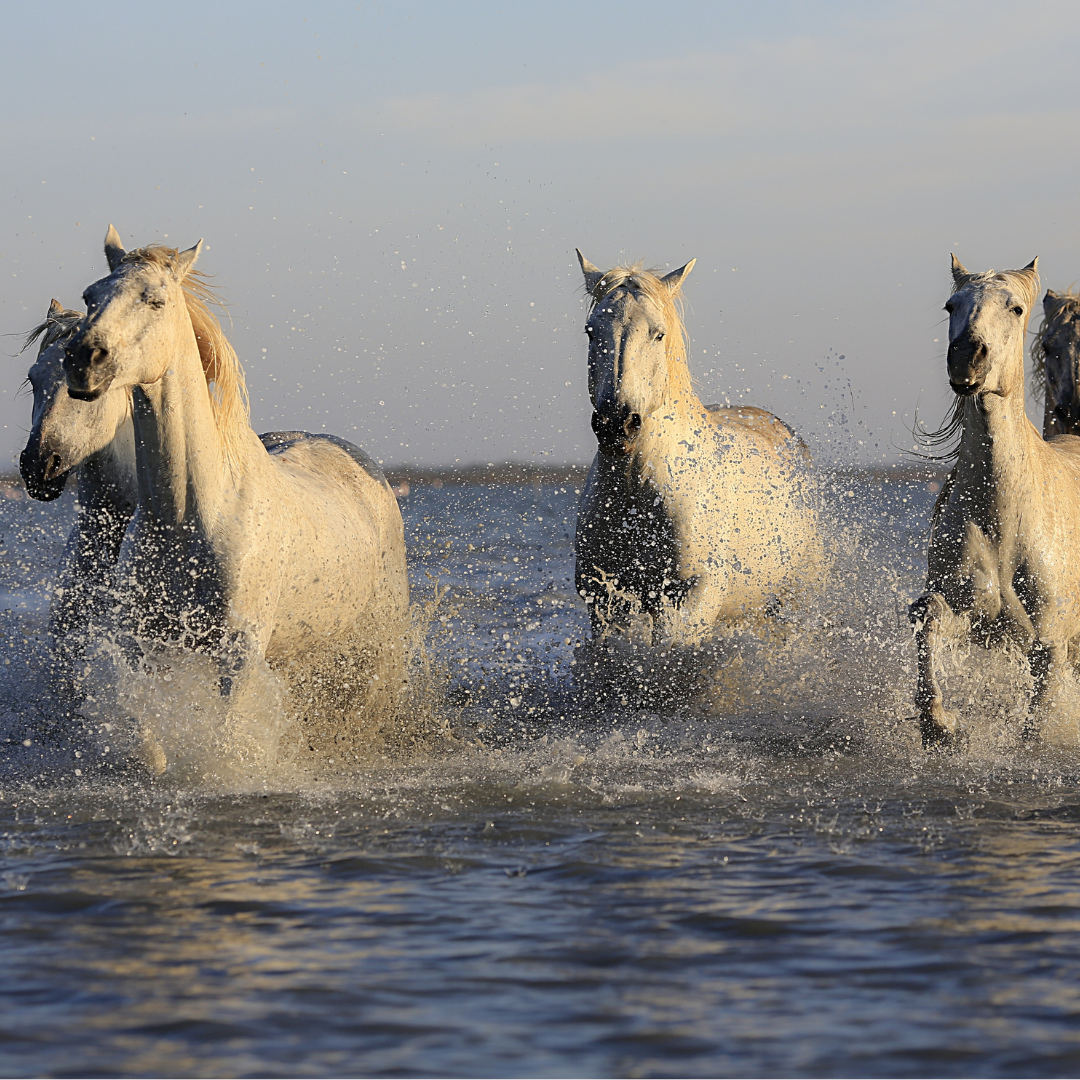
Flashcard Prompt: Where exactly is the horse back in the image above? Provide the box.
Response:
[704,404,810,461]
[1046,433,1080,460]
[257,431,409,649]
[258,430,403,553]
[260,431,388,485]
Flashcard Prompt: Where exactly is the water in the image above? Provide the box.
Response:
[2,473,1080,1077]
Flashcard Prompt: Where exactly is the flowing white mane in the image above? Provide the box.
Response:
[124,245,250,465]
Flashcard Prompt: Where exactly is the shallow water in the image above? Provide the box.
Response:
[3,474,1080,1077]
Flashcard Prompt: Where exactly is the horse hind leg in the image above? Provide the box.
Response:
[909,592,966,750]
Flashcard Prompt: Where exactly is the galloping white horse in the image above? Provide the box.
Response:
[573,253,821,692]
[910,256,1080,747]
[62,227,409,769]
[20,300,137,657]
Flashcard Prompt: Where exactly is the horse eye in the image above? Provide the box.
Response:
[944,302,955,313]
[1012,305,1024,316]
[584,326,594,338]
[655,331,665,341]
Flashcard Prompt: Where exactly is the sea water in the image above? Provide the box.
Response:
[0,472,1079,1077]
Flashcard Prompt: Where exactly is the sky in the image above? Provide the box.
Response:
[3,0,1080,468]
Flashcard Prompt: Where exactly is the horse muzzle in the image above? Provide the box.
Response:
[947,338,988,396]
[64,340,117,402]
[949,379,984,397]
[592,406,642,454]
[19,445,69,502]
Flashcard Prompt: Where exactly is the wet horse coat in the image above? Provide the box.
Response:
[19,301,137,658]
[62,227,409,769]
[911,256,1080,747]
[573,254,821,680]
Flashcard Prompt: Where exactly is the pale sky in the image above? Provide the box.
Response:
[3,1,1079,467]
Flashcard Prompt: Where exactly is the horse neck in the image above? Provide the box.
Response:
[129,322,233,528]
[956,347,1039,487]
[75,411,137,515]
[640,355,704,445]
[663,355,699,414]
[630,355,704,481]
[76,448,136,516]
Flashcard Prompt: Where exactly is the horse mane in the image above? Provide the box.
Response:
[910,267,1040,464]
[123,245,250,465]
[1030,288,1080,403]
[908,396,967,462]
[21,307,83,355]
[586,262,690,377]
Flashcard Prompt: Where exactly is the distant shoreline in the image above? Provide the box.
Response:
[0,458,949,498]
[378,460,949,488]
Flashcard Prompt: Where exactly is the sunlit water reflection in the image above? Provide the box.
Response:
[1,472,1080,1077]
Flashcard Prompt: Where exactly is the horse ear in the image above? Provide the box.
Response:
[1016,257,1039,295]
[175,239,203,277]
[1045,288,1061,313]
[661,259,696,295]
[104,224,126,271]
[576,249,605,293]
[950,254,969,286]
[47,298,64,320]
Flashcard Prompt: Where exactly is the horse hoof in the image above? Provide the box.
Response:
[919,711,966,751]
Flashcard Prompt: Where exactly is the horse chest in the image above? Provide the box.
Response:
[576,461,690,617]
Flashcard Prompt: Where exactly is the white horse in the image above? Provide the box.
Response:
[1030,288,1080,437]
[20,300,137,662]
[62,226,410,771]
[573,253,821,697]
[910,256,1080,748]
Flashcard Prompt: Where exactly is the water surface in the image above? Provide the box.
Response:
[1,474,1079,1078]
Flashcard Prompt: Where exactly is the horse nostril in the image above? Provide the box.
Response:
[89,346,109,366]
[43,454,63,481]
[624,413,642,435]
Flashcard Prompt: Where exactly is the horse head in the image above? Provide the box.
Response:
[20,300,132,502]
[64,225,202,401]
[577,251,695,455]
[1035,288,1080,436]
[944,254,1038,399]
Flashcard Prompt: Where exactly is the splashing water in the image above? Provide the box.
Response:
[1,470,1080,1075]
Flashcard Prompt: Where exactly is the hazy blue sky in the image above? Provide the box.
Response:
[3,1,1079,467]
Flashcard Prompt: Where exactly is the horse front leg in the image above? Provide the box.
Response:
[218,627,269,710]
[1025,638,1069,741]
[655,576,711,649]
[909,592,965,749]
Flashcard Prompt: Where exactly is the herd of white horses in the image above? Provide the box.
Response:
[15,227,1080,773]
